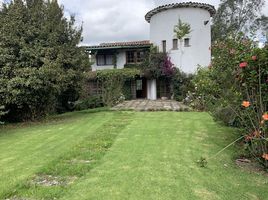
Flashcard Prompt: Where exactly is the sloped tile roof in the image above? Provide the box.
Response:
[86,40,151,51]
[145,2,216,23]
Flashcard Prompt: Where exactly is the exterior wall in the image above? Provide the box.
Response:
[116,49,126,69]
[147,79,157,100]
[150,7,211,74]
[91,50,126,71]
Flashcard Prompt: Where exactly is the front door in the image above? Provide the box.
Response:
[136,78,147,99]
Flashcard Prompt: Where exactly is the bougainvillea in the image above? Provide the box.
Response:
[161,56,175,77]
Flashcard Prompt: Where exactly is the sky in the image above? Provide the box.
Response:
[1,0,268,45]
[58,0,223,45]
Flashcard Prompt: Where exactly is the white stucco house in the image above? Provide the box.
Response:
[86,2,216,100]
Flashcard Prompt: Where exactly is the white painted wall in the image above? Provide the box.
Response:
[147,79,157,100]
[149,7,212,74]
[91,50,126,71]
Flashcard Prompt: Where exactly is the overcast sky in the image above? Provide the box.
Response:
[58,0,224,45]
[1,0,268,45]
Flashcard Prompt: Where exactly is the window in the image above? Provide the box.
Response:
[126,51,146,64]
[162,40,166,53]
[127,51,135,63]
[96,54,113,66]
[105,55,113,65]
[97,55,105,66]
[172,39,178,50]
[137,51,145,63]
[184,38,190,47]
[136,79,142,90]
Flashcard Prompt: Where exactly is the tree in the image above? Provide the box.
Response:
[174,18,192,67]
[174,19,191,40]
[255,15,268,42]
[212,0,266,41]
[0,0,90,121]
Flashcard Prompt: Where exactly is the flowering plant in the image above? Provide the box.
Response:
[193,36,268,168]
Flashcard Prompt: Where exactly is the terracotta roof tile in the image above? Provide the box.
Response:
[87,40,151,50]
[145,2,216,23]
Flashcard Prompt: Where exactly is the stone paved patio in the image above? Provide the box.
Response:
[112,100,190,112]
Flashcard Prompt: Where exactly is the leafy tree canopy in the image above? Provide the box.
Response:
[174,19,192,40]
[212,0,267,42]
[0,0,90,121]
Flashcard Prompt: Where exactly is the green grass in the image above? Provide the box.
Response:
[0,111,267,200]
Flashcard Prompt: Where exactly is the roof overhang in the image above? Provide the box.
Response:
[85,40,152,52]
[145,2,216,23]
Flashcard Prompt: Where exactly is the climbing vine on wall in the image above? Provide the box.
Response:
[87,68,140,106]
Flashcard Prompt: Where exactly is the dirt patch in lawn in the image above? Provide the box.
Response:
[67,159,94,164]
[235,158,268,176]
[31,175,77,186]
[5,197,32,200]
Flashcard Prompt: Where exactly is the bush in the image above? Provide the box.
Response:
[192,36,268,168]
[86,68,140,107]
[74,96,103,111]
[0,0,90,122]
[172,69,195,101]
[123,80,132,100]
[141,46,175,79]
[0,106,8,125]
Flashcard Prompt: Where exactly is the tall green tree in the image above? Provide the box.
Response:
[0,0,90,121]
[212,0,266,41]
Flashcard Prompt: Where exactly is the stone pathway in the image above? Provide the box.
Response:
[112,100,190,112]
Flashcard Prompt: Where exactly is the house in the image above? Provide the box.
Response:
[85,2,216,100]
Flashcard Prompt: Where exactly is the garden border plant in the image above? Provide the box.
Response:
[192,36,268,169]
[86,68,141,106]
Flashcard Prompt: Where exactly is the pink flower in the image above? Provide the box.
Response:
[252,56,257,61]
[239,62,248,68]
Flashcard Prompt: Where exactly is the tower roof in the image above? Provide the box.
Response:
[145,2,216,23]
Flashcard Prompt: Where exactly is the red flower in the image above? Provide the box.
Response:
[242,101,250,108]
[262,154,268,161]
[262,113,268,121]
[239,62,248,68]
[252,56,257,61]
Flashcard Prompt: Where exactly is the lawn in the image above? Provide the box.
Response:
[0,110,267,200]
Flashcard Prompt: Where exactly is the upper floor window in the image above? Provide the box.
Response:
[127,51,135,63]
[137,51,145,63]
[162,40,166,53]
[172,39,178,50]
[184,38,190,47]
[96,54,113,66]
[126,50,146,64]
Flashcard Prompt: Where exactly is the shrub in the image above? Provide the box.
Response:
[172,69,195,101]
[0,0,90,121]
[86,68,140,107]
[123,80,132,100]
[141,46,175,79]
[0,106,8,125]
[193,36,268,168]
[74,95,103,111]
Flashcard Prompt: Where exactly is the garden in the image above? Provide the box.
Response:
[1,0,268,199]
[1,110,268,200]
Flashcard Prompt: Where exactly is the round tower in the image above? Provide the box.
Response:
[145,2,216,73]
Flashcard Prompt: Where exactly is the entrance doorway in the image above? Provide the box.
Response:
[136,78,147,99]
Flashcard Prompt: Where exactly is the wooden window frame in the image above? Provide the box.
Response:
[184,38,190,47]
[162,40,166,53]
[96,54,113,66]
[126,50,145,64]
[172,39,178,50]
